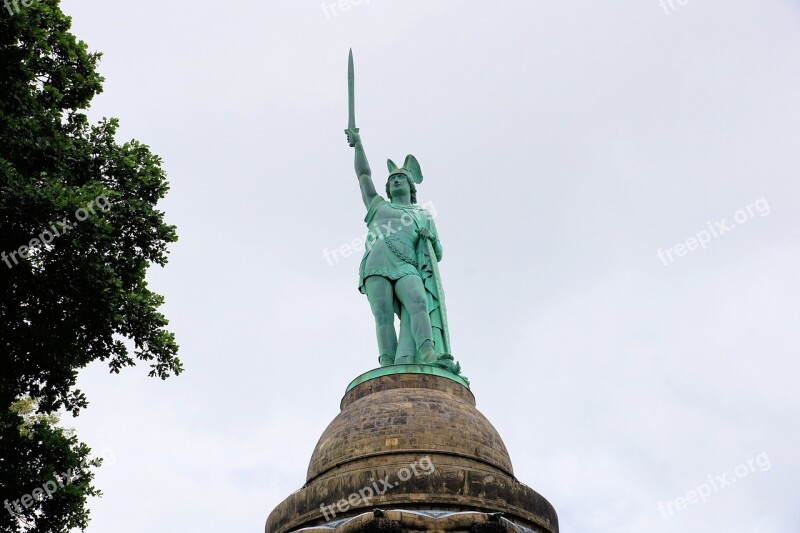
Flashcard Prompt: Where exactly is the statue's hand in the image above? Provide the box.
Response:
[417,227,435,242]
[345,128,361,147]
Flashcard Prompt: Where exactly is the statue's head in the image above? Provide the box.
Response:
[386,171,417,204]
[386,155,423,204]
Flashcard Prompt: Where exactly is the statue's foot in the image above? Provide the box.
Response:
[378,354,395,367]
[394,354,414,365]
[418,340,437,364]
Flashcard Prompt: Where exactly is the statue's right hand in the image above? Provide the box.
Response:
[345,128,360,147]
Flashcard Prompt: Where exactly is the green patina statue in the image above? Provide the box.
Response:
[344,50,464,378]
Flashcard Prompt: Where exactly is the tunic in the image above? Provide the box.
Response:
[357,196,438,294]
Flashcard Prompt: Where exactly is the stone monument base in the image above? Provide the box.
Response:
[266,371,558,533]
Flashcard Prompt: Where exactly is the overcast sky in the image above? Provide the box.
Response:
[55,1,800,532]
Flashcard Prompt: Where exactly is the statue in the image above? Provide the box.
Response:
[344,50,464,378]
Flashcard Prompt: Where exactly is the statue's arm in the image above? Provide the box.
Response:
[346,129,378,209]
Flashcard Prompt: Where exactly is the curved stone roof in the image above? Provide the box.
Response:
[266,372,558,533]
[307,372,514,482]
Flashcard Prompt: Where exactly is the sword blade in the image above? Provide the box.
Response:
[348,48,356,130]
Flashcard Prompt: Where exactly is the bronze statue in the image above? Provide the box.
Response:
[344,50,463,377]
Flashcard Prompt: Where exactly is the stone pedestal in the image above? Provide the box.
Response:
[266,369,558,533]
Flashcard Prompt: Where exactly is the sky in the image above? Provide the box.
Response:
[49,0,800,532]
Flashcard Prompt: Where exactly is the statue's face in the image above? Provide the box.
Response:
[388,173,411,197]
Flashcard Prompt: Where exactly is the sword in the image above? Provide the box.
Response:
[346,48,359,146]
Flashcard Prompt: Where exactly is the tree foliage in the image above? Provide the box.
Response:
[1,398,100,532]
[0,1,181,530]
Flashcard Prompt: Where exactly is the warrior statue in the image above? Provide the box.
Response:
[344,50,463,377]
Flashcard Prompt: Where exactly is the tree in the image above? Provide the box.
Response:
[1,397,100,532]
[0,1,181,530]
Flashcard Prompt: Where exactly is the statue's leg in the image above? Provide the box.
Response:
[364,275,397,366]
[394,275,435,363]
[394,308,415,365]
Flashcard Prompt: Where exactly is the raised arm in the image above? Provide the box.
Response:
[345,129,378,209]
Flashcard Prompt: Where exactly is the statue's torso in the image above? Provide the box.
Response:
[358,198,433,291]
[367,203,423,247]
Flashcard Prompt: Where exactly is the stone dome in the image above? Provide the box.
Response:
[306,372,514,482]
[266,370,558,533]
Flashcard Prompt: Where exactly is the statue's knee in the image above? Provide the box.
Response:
[375,315,393,327]
[372,306,393,325]
[406,294,427,314]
